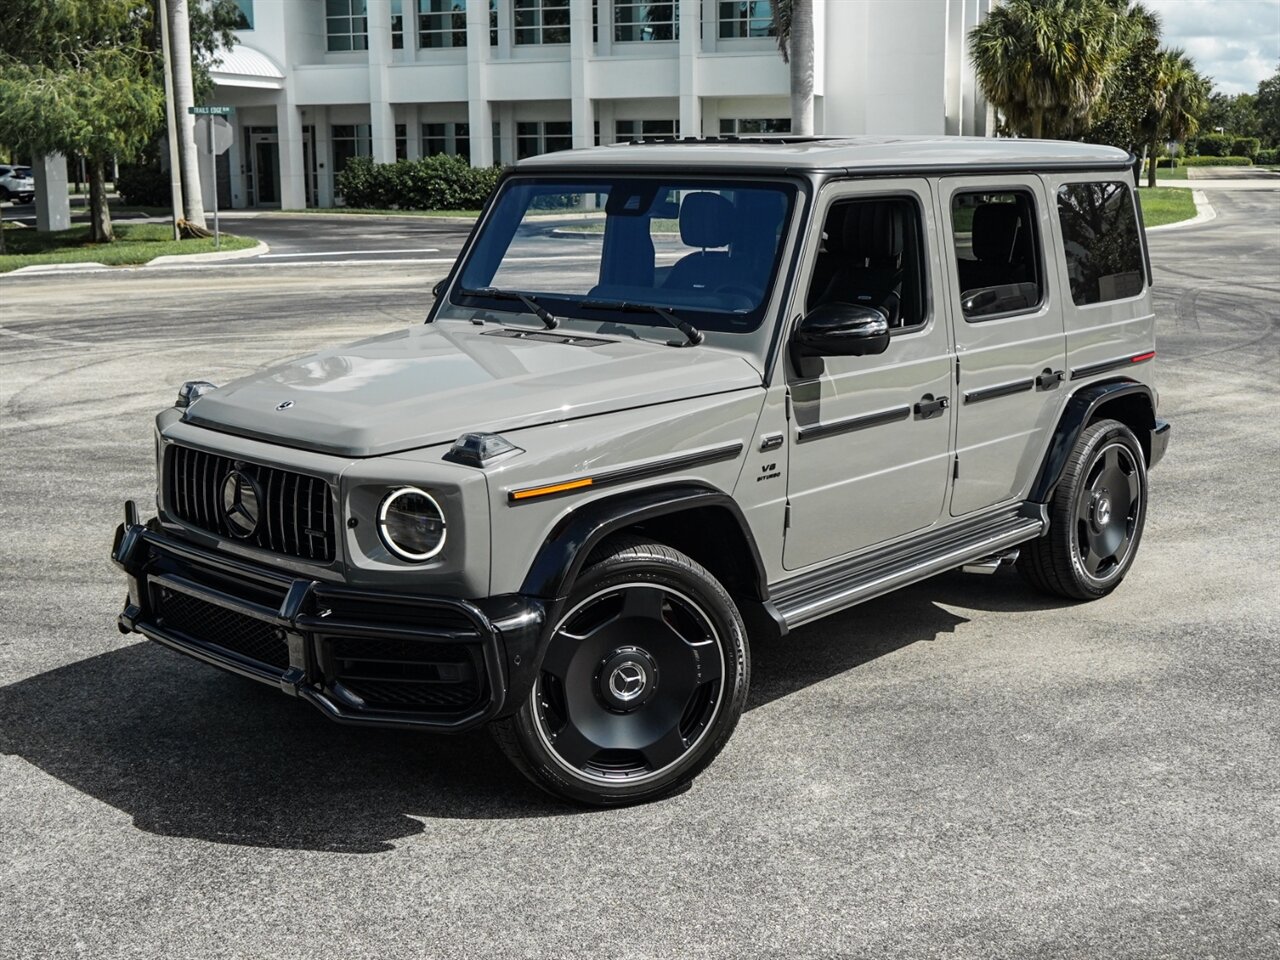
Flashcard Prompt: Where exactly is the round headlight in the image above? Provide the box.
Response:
[377,487,446,562]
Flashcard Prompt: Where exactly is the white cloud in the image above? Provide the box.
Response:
[1146,0,1280,94]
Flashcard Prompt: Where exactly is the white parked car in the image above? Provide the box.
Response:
[0,164,35,204]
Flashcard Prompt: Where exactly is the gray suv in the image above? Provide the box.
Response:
[113,137,1170,805]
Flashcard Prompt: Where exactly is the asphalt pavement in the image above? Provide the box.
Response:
[1,191,1277,959]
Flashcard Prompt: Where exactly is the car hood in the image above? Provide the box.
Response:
[182,321,763,457]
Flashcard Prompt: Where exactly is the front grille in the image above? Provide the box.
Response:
[155,588,290,670]
[324,635,485,716]
[165,444,335,563]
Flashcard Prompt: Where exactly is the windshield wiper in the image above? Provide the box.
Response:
[581,299,704,347]
[459,286,558,329]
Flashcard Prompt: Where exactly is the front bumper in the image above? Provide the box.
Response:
[112,502,544,732]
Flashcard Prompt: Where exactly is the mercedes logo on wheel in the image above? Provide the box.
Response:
[609,661,648,702]
[220,468,263,539]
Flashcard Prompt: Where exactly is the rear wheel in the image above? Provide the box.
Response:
[493,539,749,806]
[1020,418,1148,600]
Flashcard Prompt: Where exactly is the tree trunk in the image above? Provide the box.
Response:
[169,0,209,235]
[788,0,815,136]
[88,157,113,243]
[0,200,6,255]
[1148,133,1159,188]
[1031,109,1044,139]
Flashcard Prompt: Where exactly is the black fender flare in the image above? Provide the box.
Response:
[1029,378,1156,503]
[519,481,771,602]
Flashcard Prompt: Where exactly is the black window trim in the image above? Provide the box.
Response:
[801,187,935,339]
[946,182,1048,324]
[1053,178,1149,309]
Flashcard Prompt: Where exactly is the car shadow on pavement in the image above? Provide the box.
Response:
[0,570,1071,853]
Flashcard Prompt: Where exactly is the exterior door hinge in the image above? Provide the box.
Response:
[784,501,792,530]
[784,391,792,421]
[955,357,961,384]
[953,455,960,479]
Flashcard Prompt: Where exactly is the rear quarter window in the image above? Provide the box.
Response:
[1056,181,1145,306]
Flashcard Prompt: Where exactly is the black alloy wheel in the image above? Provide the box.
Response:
[493,539,749,806]
[1020,418,1149,600]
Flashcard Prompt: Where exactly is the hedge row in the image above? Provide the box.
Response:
[1195,133,1262,159]
[1258,148,1279,165]
[116,163,170,207]
[1181,155,1254,167]
[335,155,502,210]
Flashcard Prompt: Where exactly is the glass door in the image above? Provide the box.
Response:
[245,127,280,207]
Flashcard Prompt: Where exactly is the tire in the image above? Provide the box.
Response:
[1019,418,1148,600]
[492,538,750,806]
[0,186,10,202]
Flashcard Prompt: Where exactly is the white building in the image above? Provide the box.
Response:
[210,0,993,209]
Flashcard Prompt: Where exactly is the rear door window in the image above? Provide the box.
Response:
[1056,181,1145,305]
[950,190,1044,320]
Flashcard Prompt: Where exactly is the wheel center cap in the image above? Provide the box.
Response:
[1095,495,1112,527]
[598,646,657,712]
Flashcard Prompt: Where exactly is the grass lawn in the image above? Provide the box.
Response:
[1154,165,1189,180]
[279,207,481,218]
[1137,186,1198,227]
[0,222,257,273]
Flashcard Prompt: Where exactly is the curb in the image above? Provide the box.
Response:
[1146,190,1215,232]
[6,261,109,276]
[226,210,480,225]
[146,239,269,265]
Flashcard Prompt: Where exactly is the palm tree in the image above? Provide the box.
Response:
[772,0,814,135]
[168,0,209,235]
[1144,48,1210,187]
[969,0,1127,139]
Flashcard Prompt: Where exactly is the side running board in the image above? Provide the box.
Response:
[771,506,1047,630]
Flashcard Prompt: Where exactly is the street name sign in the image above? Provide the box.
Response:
[189,106,234,115]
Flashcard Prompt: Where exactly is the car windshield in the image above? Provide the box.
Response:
[451,176,796,335]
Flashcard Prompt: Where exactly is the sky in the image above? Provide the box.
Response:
[1147,0,1280,95]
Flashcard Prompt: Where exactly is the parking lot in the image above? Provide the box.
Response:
[1,190,1277,958]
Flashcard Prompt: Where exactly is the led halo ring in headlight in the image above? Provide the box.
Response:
[377,486,447,562]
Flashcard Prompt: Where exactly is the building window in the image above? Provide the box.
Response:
[1056,182,1145,306]
[326,0,368,51]
[232,0,254,30]
[517,121,572,159]
[423,122,471,160]
[491,0,499,45]
[616,119,677,141]
[720,118,791,136]
[392,0,404,48]
[515,0,570,44]
[615,2,677,42]
[395,124,408,161]
[419,0,467,48]
[331,124,372,175]
[718,0,775,38]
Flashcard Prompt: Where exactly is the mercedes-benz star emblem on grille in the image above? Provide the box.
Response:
[275,400,294,411]
[609,661,648,702]
[220,468,263,539]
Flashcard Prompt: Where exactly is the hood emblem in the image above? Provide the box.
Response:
[275,400,294,411]
[220,468,263,539]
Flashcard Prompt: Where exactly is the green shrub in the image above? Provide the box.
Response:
[335,155,502,210]
[1230,137,1261,160]
[1180,155,1253,167]
[115,163,170,206]
[1195,133,1233,157]
[1257,148,1279,165]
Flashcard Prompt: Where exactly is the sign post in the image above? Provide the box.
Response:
[190,107,234,249]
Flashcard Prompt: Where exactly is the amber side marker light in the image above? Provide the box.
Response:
[510,477,594,501]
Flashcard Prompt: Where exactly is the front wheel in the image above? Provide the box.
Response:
[493,539,749,806]
[1020,418,1148,600]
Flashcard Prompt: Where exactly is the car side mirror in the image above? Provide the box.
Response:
[791,302,890,374]
[432,278,447,299]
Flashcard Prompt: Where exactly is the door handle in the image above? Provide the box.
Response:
[1036,368,1064,390]
[914,394,950,419]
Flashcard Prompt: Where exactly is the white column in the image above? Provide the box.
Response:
[277,97,306,210]
[570,0,593,148]
[368,0,397,163]
[679,0,702,137]
[314,106,334,207]
[32,153,71,232]
[466,0,495,166]
[406,104,422,160]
